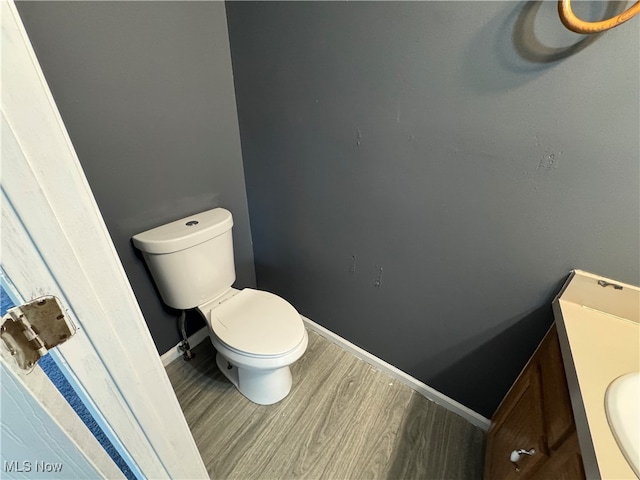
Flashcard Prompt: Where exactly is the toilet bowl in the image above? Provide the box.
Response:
[131,207,308,405]
[200,288,308,405]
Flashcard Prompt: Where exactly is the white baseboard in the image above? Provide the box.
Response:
[301,316,491,431]
[160,316,491,430]
[160,327,210,367]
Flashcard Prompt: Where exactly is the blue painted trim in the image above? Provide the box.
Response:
[0,270,143,480]
[38,353,141,480]
[0,271,21,315]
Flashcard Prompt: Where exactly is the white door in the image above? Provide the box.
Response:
[1,342,104,479]
[1,2,208,478]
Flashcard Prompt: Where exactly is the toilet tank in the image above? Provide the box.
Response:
[132,208,235,310]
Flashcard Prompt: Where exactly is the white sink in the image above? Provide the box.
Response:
[605,371,640,478]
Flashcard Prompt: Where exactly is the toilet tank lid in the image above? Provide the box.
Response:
[132,208,233,254]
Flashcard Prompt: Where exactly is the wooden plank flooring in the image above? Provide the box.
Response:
[166,330,485,479]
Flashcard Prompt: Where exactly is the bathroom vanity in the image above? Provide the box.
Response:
[484,271,639,480]
[484,324,583,479]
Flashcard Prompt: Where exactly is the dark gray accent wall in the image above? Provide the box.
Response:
[226,2,639,417]
[16,1,255,354]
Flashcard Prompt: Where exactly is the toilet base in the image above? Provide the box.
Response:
[215,352,293,405]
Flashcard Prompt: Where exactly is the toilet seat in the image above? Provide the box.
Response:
[201,289,305,357]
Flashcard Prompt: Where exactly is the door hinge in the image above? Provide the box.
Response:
[1,296,76,369]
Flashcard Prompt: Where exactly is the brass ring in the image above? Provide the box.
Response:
[558,0,640,33]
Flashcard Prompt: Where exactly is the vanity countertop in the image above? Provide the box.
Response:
[553,270,639,479]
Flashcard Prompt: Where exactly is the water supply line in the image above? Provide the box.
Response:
[558,0,640,33]
[177,310,194,361]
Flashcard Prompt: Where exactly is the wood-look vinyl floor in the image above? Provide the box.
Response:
[166,330,485,480]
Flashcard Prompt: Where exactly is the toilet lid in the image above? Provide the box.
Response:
[205,289,305,356]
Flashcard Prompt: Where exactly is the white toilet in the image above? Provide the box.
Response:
[132,208,308,405]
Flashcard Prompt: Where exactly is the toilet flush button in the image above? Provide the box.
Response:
[185,220,199,226]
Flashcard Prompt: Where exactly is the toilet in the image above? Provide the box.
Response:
[132,208,308,405]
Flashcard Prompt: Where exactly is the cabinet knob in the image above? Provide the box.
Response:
[510,448,535,462]
[510,448,536,471]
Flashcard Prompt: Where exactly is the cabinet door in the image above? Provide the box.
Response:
[539,325,575,450]
[484,363,549,480]
[531,431,584,480]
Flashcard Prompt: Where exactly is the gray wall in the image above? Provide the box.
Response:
[16,1,256,354]
[226,1,639,417]
[15,0,640,419]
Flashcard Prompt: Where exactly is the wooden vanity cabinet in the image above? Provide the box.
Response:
[484,324,585,480]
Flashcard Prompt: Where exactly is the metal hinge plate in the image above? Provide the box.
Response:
[1,296,76,369]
